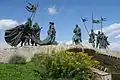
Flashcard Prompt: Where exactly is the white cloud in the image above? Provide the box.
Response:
[0,42,11,49]
[109,43,120,51]
[97,23,120,38]
[57,40,72,45]
[0,19,18,30]
[65,40,72,45]
[94,23,120,51]
[115,34,120,38]
[48,6,57,15]
[0,19,24,48]
[63,40,92,48]
[102,23,120,33]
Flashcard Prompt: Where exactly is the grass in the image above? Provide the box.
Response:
[0,50,99,80]
[0,62,39,80]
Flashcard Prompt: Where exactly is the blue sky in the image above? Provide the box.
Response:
[0,0,120,50]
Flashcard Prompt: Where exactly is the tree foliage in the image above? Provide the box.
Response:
[31,50,99,80]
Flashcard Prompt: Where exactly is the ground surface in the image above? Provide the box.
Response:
[0,44,120,79]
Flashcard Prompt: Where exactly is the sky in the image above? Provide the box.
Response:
[0,0,120,50]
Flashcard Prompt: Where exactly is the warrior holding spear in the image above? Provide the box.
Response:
[81,17,96,48]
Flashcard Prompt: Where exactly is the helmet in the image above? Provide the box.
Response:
[76,24,78,27]
[49,22,54,25]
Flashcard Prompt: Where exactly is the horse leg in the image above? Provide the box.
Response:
[92,42,95,48]
[27,39,30,45]
[21,38,25,47]
[75,40,77,45]
[31,39,34,46]
[35,43,37,46]
[24,39,27,46]
[21,41,23,46]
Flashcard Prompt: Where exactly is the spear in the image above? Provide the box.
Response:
[100,16,106,32]
[92,13,94,30]
[81,17,89,34]
[31,2,39,21]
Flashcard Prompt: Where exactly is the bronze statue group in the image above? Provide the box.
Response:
[72,24,110,49]
[4,18,57,47]
[89,29,109,49]
[4,1,110,49]
[4,2,57,47]
[20,18,41,46]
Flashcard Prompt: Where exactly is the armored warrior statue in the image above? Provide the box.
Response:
[48,22,56,43]
[39,22,57,45]
[89,29,96,47]
[72,24,82,45]
[99,32,109,49]
[21,18,32,46]
[104,36,110,49]
[46,22,56,44]
[31,23,42,46]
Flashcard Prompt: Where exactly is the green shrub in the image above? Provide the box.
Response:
[31,50,99,80]
[8,54,26,64]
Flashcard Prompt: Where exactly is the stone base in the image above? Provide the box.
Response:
[0,44,84,63]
